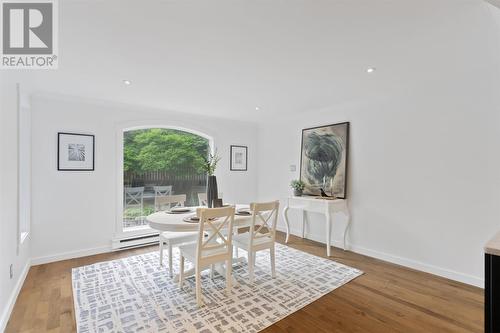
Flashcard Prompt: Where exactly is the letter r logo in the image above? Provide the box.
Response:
[2,2,53,54]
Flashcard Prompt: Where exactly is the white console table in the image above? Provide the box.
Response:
[282,196,350,256]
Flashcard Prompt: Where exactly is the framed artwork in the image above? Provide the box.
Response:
[230,145,248,171]
[57,132,95,171]
[300,122,349,198]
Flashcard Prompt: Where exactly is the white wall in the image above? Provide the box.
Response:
[0,78,31,331]
[257,4,500,287]
[30,95,259,263]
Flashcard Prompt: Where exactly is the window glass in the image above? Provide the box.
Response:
[123,128,209,230]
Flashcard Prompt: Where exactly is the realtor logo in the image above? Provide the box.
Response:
[1,0,58,69]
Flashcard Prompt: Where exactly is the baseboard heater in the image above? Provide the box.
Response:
[112,233,160,250]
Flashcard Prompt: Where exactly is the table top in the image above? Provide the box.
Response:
[147,205,254,232]
[485,231,500,256]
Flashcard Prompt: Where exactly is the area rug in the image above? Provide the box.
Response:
[72,243,363,333]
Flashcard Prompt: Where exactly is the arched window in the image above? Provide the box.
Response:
[122,127,210,230]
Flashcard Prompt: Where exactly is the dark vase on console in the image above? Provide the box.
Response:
[207,175,218,208]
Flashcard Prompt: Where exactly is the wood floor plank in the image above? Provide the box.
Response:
[5,232,483,332]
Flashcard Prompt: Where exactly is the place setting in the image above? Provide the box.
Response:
[182,215,220,223]
[165,206,193,214]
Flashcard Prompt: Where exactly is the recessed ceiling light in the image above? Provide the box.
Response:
[366,67,376,73]
[255,106,260,111]
[123,80,131,85]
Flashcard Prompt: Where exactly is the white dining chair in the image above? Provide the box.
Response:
[155,194,184,212]
[178,206,235,306]
[232,201,279,283]
[197,192,223,206]
[124,187,144,212]
[154,185,173,211]
[158,194,198,277]
[197,192,208,206]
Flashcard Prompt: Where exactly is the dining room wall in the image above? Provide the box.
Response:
[256,3,500,287]
[29,94,259,264]
[257,96,500,287]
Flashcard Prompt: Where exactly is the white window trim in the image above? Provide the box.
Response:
[17,84,31,251]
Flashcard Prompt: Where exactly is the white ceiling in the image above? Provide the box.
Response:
[9,0,500,121]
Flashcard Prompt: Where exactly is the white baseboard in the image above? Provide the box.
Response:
[276,225,483,288]
[0,259,31,333]
[348,242,483,287]
[31,245,111,266]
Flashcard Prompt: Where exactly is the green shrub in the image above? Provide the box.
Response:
[124,206,155,219]
[290,179,305,191]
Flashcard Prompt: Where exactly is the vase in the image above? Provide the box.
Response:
[293,189,303,197]
[206,175,219,208]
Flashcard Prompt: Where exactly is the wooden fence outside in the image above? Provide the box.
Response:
[124,170,207,187]
[124,171,207,206]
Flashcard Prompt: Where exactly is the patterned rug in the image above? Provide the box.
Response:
[72,243,362,333]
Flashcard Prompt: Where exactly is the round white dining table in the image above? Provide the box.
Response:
[146,205,255,232]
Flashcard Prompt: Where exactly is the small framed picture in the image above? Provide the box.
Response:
[230,145,248,171]
[58,132,95,171]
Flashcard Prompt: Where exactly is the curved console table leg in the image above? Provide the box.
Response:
[342,212,351,251]
[342,201,351,251]
[282,206,291,243]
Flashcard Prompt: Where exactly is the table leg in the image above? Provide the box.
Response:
[325,209,332,257]
[282,205,291,243]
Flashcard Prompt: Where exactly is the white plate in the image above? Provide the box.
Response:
[170,207,191,213]
[183,216,199,223]
[182,215,219,223]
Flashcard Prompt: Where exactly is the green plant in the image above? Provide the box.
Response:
[124,128,209,175]
[290,179,305,191]
[123,206,155,219]
[201,150,221,176]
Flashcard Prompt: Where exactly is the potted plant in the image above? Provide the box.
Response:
[290,180,305,197]
[202,151,221,207]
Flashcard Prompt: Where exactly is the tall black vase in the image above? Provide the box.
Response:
[206,175,218,208]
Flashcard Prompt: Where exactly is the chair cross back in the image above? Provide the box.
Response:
[124,187,144,206]
[250,201,279,241]
[154,185,172,197]
[197,207,235,257]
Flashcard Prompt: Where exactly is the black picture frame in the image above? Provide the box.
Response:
[57,132,95,171]
[299,122,349,199]
[230,145,248,171]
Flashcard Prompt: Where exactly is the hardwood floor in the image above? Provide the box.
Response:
[5,232,483,333]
